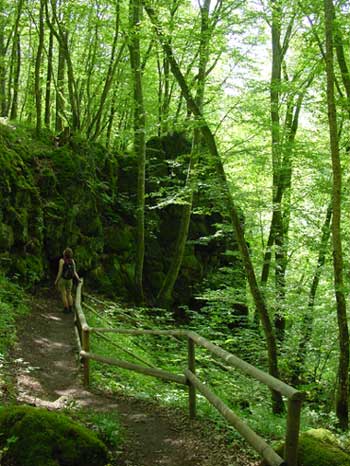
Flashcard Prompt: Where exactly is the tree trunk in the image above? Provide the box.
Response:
[291,203,332,385]
[106,91,117,150]
[334,24,350,115]
[45,0,80,130]
[88,2,124,140]
[324,0,349,430]
[55,40,65,132]
[9,36,20,121]
[0,25,7,116]
[129,0,146,303]
[45,26,54,127]
[35,0,45,135]
[9,0,23,121]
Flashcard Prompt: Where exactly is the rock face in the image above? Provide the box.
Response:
[0,405,108,466]
[0,123,246,317]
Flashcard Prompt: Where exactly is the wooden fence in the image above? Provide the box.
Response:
[74,281,304,466]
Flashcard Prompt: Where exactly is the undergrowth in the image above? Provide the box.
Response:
[81,292,350,459]
[65,407,123,465]
[80,294,287,460]
[0,273,29,357]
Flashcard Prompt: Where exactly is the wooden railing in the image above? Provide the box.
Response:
[74,281,304,466]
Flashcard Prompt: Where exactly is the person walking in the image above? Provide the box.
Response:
[54,247,81,313]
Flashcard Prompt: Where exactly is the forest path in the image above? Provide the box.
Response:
[6,289,251,466]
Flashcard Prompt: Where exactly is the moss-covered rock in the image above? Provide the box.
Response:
[0,405,109,466]
[297,429,350,466]
[260,428,350,466]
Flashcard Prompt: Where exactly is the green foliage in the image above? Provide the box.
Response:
[0,122,120,289]
[0,405,109,466]
[84,297,189,405]
[67,409,122,451]
[82,291,350,462]
[0,273,29,355]
[81,296,276,448]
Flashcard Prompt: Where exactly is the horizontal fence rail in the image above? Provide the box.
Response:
[74,281,304,466]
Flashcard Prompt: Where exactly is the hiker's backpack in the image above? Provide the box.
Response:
[62,259,74,280]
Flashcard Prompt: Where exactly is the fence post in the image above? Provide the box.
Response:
[284,397,303,466]
[188,336,196,419]
[82,326,90,387]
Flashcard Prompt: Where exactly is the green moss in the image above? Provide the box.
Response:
[296,429,350,466]
[262,429,350,466]
[0,405,109,466]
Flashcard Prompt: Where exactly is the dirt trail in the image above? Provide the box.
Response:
[7,291,251,466]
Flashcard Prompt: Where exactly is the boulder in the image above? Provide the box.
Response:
[0,405,109,466]
[260,428,350,466]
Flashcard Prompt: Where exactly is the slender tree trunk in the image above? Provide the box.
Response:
[86,3,122,139]
[46,0,80,130]
[324,0,349,430]
[9,36,21,121]
[35,0,45,135]
[62,32,80,130]
[269,0,288,340]
[0,26,7,116]
[156,51,163,137]
[334,25,350,115]
[8,0,23,121]
[45,26,54,127]
[129,0,146,303]
[55,40,65,132]
[291,203,332,385]
[257,0,284,331]
[144,0,284,413]
[106,91,117,150]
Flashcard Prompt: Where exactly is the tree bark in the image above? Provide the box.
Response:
[35,0,45,135]
[9,36,20,121]
[291,203,332,385]
[55,39,65,132]
[88,2,124,140]
[45,25,54,127]
[0,19,7,116]
[334,24,350,114]
[324,0,349,430]
[45,0,80,130]
[9,0,23,121]
[129,0,146,303]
